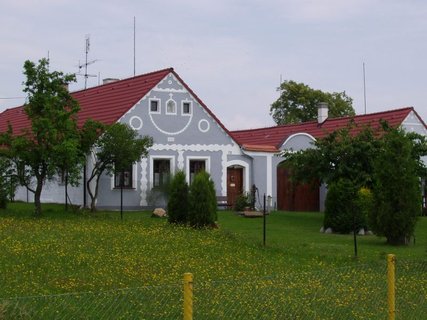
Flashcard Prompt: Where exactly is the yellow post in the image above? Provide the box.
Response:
[387,254,396,320]
[183,273,193,320]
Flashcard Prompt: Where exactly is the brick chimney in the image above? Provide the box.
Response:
[317,102,328,123]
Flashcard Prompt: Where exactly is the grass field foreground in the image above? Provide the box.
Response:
[0,203,426,319]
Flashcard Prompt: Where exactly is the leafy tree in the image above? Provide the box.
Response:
[188,171,217,228]
[0,59,81,216]
[370,128,422,245]
[282,124,379,188]
[270,80,355,125]
[0,157,14,209]
[86,123,152,212]
[167,171,189,224]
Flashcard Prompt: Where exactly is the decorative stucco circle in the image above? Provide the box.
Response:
[129,116,143,130]
[198,119,210,133]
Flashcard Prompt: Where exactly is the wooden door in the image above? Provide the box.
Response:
[277,164,319,212]
[227,167,243,208]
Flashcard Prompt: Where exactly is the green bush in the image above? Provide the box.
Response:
[324,179,366,233]
[234,193,249,212]
[188,171,217,228]
[167,171,189,224]
[0,184,7,209]
[370,128,421,245]
[356,187,373,230]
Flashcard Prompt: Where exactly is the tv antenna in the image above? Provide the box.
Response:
[76,35,98,89]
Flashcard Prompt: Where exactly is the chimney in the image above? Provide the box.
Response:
[103,78,120,85]
[317,102,328,123]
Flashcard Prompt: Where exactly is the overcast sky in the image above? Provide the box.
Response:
[1,0,426,130]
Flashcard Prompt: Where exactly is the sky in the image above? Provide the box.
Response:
[0,0,426,130]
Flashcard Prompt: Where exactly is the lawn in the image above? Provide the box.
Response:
[0,202,426,319]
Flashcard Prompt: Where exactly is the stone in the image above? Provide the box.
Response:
[320,226,325,233]
[325,227,333,234]
[366,230,374,236]
[152,208,167,218]
[358,228,365,236]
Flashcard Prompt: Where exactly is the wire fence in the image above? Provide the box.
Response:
[1,257,426,319]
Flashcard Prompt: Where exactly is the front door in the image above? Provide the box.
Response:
[227,167,243,208]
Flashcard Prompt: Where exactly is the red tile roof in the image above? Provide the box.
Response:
[231,107,423,152]
[0,68,232,139]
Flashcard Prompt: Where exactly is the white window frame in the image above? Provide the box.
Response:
[149,155,176,189]
[181,100,192,116]
[110,162,138,190]
[186,156,210,184]
[149,98,161,114]
[166,99,177,115]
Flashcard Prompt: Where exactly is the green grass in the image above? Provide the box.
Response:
[0,202,426,319]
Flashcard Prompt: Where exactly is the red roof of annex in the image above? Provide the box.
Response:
[231,107,425,152]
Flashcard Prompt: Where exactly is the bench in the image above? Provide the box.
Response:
[216,196,231,209]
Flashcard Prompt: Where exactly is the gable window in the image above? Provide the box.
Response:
[189,160,206,184]
[150,99,160,113]
[115,165,133,188]
[182,101,192,115]
[153,159,171,188]
[166,100,176,115]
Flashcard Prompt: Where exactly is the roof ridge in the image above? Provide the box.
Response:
[70,67,173,94]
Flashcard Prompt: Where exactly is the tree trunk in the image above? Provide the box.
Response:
[87,172,101,212]
[34,177,43,217]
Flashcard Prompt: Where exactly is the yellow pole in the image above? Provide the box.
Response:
[183,273,193,320]
[387,254,396,320]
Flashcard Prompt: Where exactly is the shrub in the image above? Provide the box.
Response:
[167,171,189,224]
[0,181,7,209]
[324,179,366,233]
[234,193,249,212]
[370,128,421,245]
[356,187,373,230]
[188,171,217,228]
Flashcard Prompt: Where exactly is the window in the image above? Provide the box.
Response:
[114,165,133,188]
[153,159,170,188]
[166,100,176,114]
[150,99,160,113]
[189,160,206,184]
[182,102,191,115]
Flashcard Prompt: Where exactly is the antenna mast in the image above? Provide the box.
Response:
[77,34,98,89]
[133,16,136,76]
[363,62,367,114]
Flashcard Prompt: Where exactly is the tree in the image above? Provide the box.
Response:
[282,124,379,188]
[188,171,217,228]
[167,170,189,224]
[0,157,14,209]
[0,59,81,216]
[370,128,422,245]
[270,80,355,125]
[86,123,152,212]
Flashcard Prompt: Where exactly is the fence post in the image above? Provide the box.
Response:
[387,254,396,320]
[183,273,193,320]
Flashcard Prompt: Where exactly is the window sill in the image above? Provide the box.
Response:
[113,187,136,190]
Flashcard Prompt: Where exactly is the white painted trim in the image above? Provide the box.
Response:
[129,116,143,130]
[148,97,161,114]
[140,158,148,206]
[226,160,250,193]
[281,132,316,149]
[198,119,210,133]
[149,155,176,189]
[266,153,273,196]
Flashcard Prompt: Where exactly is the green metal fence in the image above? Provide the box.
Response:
[1,257,426,319]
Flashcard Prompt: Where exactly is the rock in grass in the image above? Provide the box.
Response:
[320,226,325,233]
[358,228,365,236]
[325,227,333,234]
[152,208,167,218]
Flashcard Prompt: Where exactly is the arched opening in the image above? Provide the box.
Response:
[276,161,320,211]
